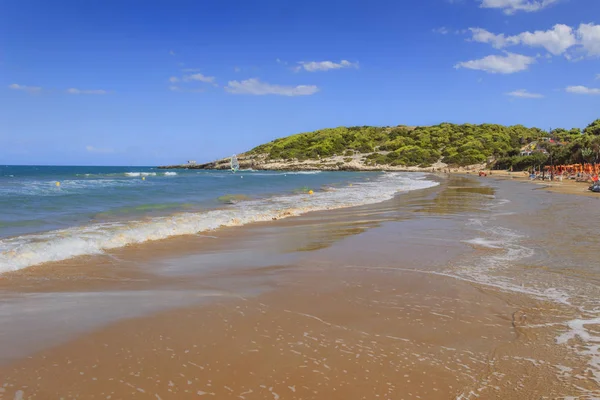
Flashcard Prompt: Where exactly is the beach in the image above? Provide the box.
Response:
[457,169,600,197]
[1,173,600,399]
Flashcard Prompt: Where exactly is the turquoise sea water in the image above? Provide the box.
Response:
[0,165,437,272]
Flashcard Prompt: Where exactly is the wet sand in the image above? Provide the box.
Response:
[1,175,600,399]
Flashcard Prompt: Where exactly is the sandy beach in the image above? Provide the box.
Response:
[453,169,600,198]
[1,175,600,399]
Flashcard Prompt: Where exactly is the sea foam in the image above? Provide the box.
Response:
[124,172,157,177]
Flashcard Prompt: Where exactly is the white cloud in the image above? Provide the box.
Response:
[468,28,518,48]
[577,23,600,57]
[8,83,42,93]
[182,73,216,83]
[296,60,359,72]
[455,52,536,74]
[66,88,107,95]
[506,89,544,98]
[169,50,175,56]
[433,27,450,35]
[86,145,115,154]
[169,85,204,93]
[468,24,576,55]
[518,24,577,55]
[596,74,600,80]
[224,78,319,96]
[169,70,215,90]
[234,67,241,72]
[479,0,560,15]
[467,23,600,58]
[566,85,600,95]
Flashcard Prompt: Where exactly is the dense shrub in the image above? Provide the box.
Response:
[248,121,600,168]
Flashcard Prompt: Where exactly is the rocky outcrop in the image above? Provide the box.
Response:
[158,153,487,173]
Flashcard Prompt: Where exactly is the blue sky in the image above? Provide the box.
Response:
[1,0,599,165]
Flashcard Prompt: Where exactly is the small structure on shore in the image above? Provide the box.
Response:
[520,141,551,156]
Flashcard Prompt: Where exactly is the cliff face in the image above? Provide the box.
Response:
[158,153,486,172]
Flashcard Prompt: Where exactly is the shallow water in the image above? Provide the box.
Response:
[0,166,369,238]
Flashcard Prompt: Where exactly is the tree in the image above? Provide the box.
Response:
[549,145,572,165]
[584,119,600,136]
[582,147,595,164]
[569,127,582,137]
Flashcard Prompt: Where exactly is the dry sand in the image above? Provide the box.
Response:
[452,169,599,197]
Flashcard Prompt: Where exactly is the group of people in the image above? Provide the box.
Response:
[527,169,600,183]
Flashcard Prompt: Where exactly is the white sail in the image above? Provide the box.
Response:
[230,154,239,172]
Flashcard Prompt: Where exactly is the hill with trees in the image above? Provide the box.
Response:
[243,119,600,170]
[160,119,600,171]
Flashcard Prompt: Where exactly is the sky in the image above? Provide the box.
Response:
[1,0,599,166]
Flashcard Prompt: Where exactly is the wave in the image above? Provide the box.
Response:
[93,203,193,219]
[0,173,438,273]
[0,179,141,197]
[124,172,157,177]
[217,194,251,204]
[76,171,176,178]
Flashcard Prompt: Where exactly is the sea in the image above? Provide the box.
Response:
[0,165,438,273]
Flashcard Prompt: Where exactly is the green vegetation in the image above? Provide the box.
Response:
[496,120,600,170]
[248,119,600,169]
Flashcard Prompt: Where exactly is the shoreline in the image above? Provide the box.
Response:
[0,171,439,275]
[0,181,446,364]
[1,169,596,280]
